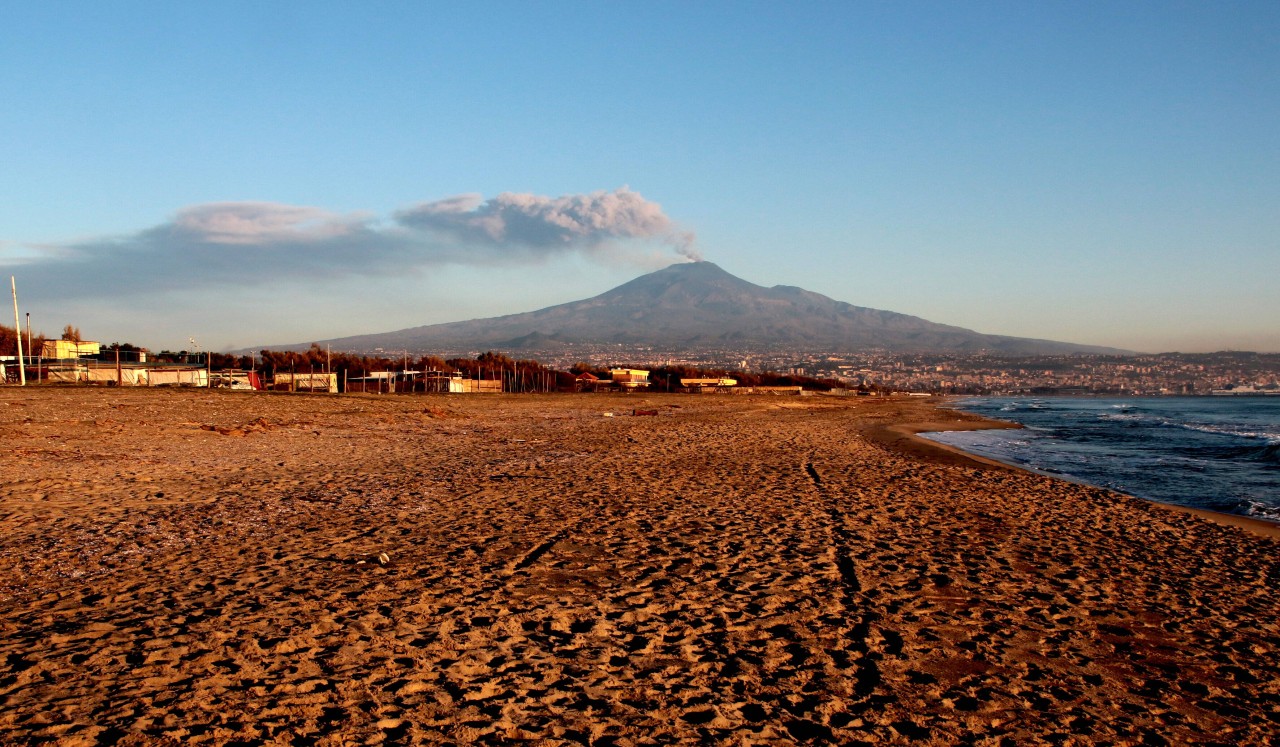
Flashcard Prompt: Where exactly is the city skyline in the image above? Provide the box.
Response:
[2,2,1277,353]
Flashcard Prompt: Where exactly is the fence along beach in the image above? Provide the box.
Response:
[0,387,1276,743]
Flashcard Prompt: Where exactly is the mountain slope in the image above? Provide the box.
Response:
[270,262,1126,355]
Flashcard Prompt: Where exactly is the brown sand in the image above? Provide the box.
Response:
[0,388,1276,745]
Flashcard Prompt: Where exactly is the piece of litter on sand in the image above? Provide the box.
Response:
[603,412,614,417]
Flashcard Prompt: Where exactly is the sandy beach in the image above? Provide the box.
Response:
[1,388,1277,745]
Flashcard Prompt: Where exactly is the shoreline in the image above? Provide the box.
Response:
[878,400,1280,541]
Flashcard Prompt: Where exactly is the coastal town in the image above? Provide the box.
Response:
[515,346,1280,396]
[780,350,1280,396]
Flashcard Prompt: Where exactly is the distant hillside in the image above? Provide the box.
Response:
[261,262,1129,356]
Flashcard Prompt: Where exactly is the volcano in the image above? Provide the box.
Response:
[270,262,1125,355]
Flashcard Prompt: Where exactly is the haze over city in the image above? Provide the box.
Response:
[2,2,1277,353]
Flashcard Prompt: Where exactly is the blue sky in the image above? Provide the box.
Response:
[2,1,1277,353]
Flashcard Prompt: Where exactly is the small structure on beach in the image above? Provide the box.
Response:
[348,370,502,394]
[424,371,502,394]
[210,371,264,390]
[271,372,338,393]
[41,363,208,387]
[346,371,411,394]
[423,370,463,393]
[146,368,210,387]
[458,378,502,394]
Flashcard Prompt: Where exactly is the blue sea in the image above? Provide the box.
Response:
[922,397,1280,522]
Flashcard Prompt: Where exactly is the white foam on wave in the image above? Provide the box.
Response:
[1175,421,1280,444]
[1242,500,1280,522]
[1094,410,1280,444]
[1098,412,1148,423]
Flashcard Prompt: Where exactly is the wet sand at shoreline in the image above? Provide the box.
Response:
[1,388,1277,744]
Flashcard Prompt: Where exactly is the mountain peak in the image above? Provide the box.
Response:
[627,260,738,284]
[661,260,728,274]
[601,261,764,306]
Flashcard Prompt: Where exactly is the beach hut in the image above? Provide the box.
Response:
[271,372,338,393]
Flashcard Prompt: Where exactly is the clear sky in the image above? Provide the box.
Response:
[2,1,1277,354]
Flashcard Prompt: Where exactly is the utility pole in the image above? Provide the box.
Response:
[10,276,25,386]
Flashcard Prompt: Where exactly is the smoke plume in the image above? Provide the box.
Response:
[396,187,701,261]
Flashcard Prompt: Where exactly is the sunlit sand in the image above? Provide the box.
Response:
[1,388,1276,744]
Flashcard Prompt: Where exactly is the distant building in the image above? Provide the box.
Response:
[609,368,651,389]
[680,377,738,389]
[574,371,607,392]
[734,386,804,395]
[348,370,502,394]
[40,340,100,359]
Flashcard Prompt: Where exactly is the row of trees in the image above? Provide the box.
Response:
[250,347,569,392]
[0,323,84,358]
[243,346,860,393]
[0,324,42,358]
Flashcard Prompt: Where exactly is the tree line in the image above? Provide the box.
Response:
[247,346,862,393]
[250,347,570,391]
[0,323,84,358]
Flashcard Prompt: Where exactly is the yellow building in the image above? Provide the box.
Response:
[609,368,651,389]
[680,377,738,389]
[40,340,101,359]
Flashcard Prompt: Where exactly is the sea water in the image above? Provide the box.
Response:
[922,397,1280,522]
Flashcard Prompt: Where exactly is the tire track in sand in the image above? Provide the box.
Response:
[803,458,886,713]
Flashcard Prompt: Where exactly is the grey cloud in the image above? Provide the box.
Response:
[396,187,701,260]
[4,203,411,300]
[3,189,699,301]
